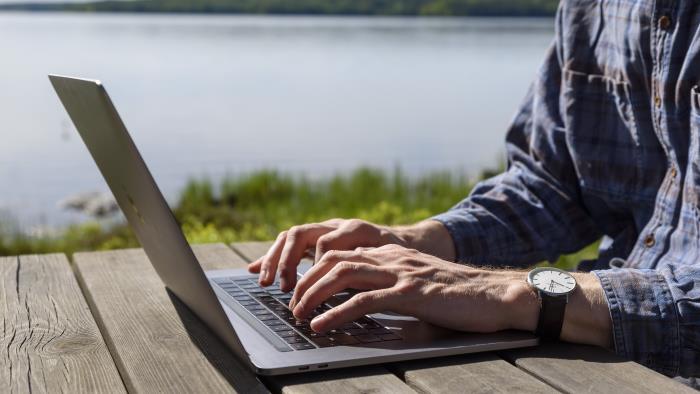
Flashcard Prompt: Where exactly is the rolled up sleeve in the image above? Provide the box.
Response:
[593,265,700,377]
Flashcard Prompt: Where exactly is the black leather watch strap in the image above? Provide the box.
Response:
[535,292,567,341]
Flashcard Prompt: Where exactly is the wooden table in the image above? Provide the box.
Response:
[1,242,694,393]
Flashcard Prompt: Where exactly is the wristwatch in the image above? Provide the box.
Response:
[526,267,577,341]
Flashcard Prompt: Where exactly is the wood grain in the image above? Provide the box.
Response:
[232,241,418,394]
[502,343,696,394]
[391,353,558,394]
[0,254,125,394]
[73,244,269,393]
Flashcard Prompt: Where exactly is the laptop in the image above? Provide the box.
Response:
[49,74,537,375]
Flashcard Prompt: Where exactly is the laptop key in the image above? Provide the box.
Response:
[356,334,382,343]
[368,328,392,335]
[283,335,307,344]
[306,331,326,338]
[379,333,401,341]
[239,300,258,306]
[244,304,266,311]
[328,334,359,345]
[343,328,369,336]
[291,342,316,350]
[269,324,292,332]
[310,337,337,347]
[276,330,298,338]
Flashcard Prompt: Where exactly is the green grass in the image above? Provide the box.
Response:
[0,167,598,269]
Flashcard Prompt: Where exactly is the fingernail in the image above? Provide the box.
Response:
[311,314,327,329]
[259,269,267,283]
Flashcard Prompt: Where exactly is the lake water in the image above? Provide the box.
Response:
[0,12,553,229]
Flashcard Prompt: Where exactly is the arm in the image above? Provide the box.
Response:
[431,40,601,267]
[288,245,612,349]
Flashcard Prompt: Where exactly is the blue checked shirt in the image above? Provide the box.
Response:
[433,0,700,378]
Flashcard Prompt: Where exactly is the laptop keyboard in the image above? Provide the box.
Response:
[212,276,402,351]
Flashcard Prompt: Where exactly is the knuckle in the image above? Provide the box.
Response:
[286,225,301,239]
[345,218,366,230]
[353,292,373,307]
[335,261,357,276]
[316,236,331,251]
[320,249,342,264]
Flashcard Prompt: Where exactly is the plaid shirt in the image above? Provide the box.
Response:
[433,0,700,378]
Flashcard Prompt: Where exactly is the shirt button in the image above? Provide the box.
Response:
[644,235,656,248]
[654,95,662,107]
[659,15,672,30]
[670,166,678,178]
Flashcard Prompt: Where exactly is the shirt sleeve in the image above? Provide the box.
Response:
[432,39,600,267]
[593,264,700,378]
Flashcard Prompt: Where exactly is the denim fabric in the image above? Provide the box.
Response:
[433,0,700,378]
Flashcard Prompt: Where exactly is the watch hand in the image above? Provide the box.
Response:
[550,280,566,288]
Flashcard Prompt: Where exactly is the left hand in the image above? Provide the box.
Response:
[289,244,538,333]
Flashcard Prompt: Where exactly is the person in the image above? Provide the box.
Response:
[249,0,699,381]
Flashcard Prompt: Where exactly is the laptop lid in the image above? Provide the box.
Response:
[49,74,250,364]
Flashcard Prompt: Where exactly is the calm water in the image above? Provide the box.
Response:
[0,12,553,229]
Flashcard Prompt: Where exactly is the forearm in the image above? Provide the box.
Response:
[392,220,456,262]
[510,272,612,348]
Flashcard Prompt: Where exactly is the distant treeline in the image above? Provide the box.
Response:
[0,0,560,16]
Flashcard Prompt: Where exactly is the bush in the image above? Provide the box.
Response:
[0,167,597,269]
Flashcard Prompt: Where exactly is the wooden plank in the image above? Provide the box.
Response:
[73,244,269,394]
[232,241,418,394]
[391,353,558,394]
[501,343,696,394]
[264,366,416,394]
[0,254,125,394]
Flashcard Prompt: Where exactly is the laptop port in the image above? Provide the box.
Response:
[317,364,328,369]
[298,366,309,371]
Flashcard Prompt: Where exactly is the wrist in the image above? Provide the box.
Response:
[392,220,455,261]
[502,272,540,332]
[560,273,613,348]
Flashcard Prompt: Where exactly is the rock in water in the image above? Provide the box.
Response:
[59,191,119,218]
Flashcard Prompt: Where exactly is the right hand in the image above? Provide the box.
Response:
[248,219,407,292]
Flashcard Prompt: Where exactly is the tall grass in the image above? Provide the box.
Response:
[0,168,597,269]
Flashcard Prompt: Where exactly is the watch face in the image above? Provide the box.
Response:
[528,268,576,295]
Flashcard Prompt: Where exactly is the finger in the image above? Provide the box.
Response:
[293,262,393,319]
[315,228,372,263]
[310,289,395,332]
[258,231,287,286]
[277,224,335,292]
[289,249,377,309]
[247,258,263,273]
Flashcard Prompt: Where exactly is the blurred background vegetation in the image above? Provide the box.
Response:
[1,0,560,16]
[0,167,598,269]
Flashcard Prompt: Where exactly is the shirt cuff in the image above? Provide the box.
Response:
[430,211,486,264]
[592,268,680,376]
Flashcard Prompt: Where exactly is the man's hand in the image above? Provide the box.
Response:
[288,244,535,334]
[287,244,613,348]
[248,219,455,292]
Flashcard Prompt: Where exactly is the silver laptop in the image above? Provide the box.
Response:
[49,74,537,375]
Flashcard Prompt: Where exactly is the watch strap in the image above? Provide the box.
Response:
[535,292,567,341]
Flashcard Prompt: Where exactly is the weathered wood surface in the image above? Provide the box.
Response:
[392,353,558,394]
[73,244,268,393]
[0,254,125,394]
[502,343,697,394]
